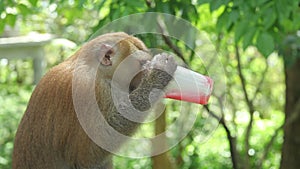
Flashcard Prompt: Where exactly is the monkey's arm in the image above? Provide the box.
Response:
[106,53,177,135]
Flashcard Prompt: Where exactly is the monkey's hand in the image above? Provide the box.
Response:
[129,53,177,111]
[143,53,177,89]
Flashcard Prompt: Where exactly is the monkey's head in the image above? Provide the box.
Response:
[75,32,152,92]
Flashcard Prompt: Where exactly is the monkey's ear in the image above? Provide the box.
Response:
[99,44,114,66]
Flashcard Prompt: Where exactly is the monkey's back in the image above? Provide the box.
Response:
[12,59,109,169]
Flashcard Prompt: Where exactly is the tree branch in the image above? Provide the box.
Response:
[145,0,152,8]
[235,44,254,169]
[252,60,269,102]
[156,17,188,65]
[204,105,240,169]
[235,45,253,111]
[257,123,284,169]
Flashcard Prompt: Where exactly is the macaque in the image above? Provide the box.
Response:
[12,32,177,169]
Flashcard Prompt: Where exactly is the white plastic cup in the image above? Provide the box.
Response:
[164,66,213,105]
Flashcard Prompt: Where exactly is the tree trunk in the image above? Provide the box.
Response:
[280,56,300,169]
[152,104,175,169]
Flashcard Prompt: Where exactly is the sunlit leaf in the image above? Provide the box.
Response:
[5,14,17,27]
[0,19,5,34]
[28,0,38,7]
[17,4,30,16]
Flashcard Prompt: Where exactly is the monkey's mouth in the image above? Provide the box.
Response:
[129,70,146,93]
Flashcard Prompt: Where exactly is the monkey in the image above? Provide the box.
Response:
[12,32,177,169]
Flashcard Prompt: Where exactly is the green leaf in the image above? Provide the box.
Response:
[262,7,277,30]
[256,31,275,57]
[216,10,229,33]
[210,0,229,12]
[292,10,300,31]
[0,0,4,14]
[77,0,85,9]
[197,0,212,5]
[276,0,292,24]
[6,14,17,27]
[187,5,199,24]
[249,0,256,8]
[111,9,121,20]
[234,20,248,43]
[0,19,5,34]
[17,4,30,16]
[162,2,171,14]
[243,27,256,50]
[125,0,145,9]
[227,9,239,30]
[281,19,295,33]
[28,0,38,7]
[229,9,239,24]
[256,0,270,6]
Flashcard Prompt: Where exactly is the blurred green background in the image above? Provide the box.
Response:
[0,0,299,169]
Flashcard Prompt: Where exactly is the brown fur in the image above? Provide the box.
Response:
[12,32,176,169]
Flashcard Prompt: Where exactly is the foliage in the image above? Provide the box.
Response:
[0,0,295,169]
[0,84,33,169]
[211,0,300,56]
